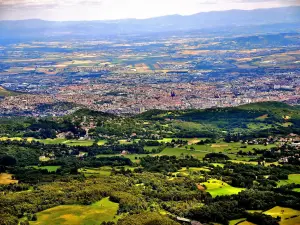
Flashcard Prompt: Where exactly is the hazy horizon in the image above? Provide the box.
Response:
[0,0,299,21]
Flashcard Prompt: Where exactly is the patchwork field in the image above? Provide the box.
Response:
[30,197,119,225]
[201,179,245,198]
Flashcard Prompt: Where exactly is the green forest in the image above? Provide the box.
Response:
[1,102,300,225]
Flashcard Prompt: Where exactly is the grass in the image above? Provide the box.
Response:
[178,167,210,173]
[157,147,208,159]
[0,173,18,185]
[229,160,279,166]
[238,222,256,225]
[202,179,245,198]
[229,218,246,225]
[0,137,104,147]
[263,206,300,225]
[293,188,300,192]
[78,167,112,177]
[30,166,61,172]
[211,163,225,168]
[277,174,300,186]
[30,197,119,225]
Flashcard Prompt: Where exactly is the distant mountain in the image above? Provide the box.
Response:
[0,6,299,42]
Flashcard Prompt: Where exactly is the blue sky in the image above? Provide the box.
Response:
[0,0,299,20]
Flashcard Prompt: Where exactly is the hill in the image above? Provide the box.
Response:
[1,101,299,139]
[0,86,20,97]
[137,102,300,137]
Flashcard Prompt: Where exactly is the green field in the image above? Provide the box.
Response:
[210,163,225,168]
[30,166,61,172]
[293,188,300,192]
[202,179,245,198]
[30,197,119,225]
[157,147,208,159]
[0,137,102,147]
[277,174,300,186]
[78,167,112,176]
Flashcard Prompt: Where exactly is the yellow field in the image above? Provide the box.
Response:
[134,63,151,72]
[0,173,18,185]
[211,144,228,148]
[263,206,300,225]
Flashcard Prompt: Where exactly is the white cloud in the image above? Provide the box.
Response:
[0,0,299,20]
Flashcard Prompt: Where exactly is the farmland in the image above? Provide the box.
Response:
[0,173,18,185]
[30,197,120,225]
[277,174,300,186]
[201,179,245,198]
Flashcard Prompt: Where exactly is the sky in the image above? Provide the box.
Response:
[0,0,299,21]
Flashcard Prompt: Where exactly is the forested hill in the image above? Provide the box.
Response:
[0,101,299,139]
[137,102,299,122]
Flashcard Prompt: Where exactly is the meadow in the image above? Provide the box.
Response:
[277,174,300,186]
[201,179,245,198]
[30,166,61,172]
[78,167,112,177]
[30,197,120,225]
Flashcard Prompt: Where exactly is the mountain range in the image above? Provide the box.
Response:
[0,6,299,41]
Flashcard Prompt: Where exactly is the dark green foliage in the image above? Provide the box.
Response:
[246,212,280,225]
[117,212,180,225]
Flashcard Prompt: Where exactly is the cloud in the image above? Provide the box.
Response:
[0,0,299,20]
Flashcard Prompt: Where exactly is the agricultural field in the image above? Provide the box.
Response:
[30,197,120,225]
[0,173,18,185]
[263,206,300,225]
[277,174,300,186]
[0,137,100,147]
[229,218,247,225]
[30,166,61,172]
[78,167,112,177]
[201,179,245,198]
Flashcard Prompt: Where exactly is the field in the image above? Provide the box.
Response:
[293,188,300,192]
[229,218,247,225]
[277,174,300,186]
[263,206,300,225]
[0,173,18,185]
[201,179,245,198]
[0,137,103,147]
[30,166,61,172]
[78,167,112,177]
[38,139,95,146]
[30,197,119,225]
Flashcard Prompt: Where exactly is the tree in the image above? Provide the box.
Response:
[0,155,17,167]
